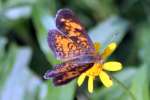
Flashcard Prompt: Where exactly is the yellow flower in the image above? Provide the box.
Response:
[77,42,122,93]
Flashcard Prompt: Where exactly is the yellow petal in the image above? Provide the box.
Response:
[88,76,94,93]
[101,42,117,59]
[77,73,86,86]
[94,42,101,53]
[103,61,122,71]
[99,71,113,87]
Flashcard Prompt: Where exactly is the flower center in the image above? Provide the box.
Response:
[86,63,102,77]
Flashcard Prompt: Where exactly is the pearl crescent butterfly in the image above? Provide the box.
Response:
[44,9,100,86]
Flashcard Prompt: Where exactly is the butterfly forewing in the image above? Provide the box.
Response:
[55,9,95,55]
[48,29,96,61]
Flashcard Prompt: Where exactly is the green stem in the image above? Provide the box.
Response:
[112,76,136,100]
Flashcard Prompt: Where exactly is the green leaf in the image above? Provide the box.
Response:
[0,45,42,100]
[39,80,76,100]
[133,22,150,100]
[130,64,149,100]
[81,0,118,19]
[89,16,129,50]
[0,37,7,60]
[3,5,32,20]
[32,0,59,65]
[0,41,17,89]
[136,23,150,63]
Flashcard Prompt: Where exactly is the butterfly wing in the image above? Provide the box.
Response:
[44,61,81,79]
[53,63,93,86]
[55,9,95,54]
[43,55,98,85]
[45,62,94,86]
[48,29,95,61]
[44,55,97,79]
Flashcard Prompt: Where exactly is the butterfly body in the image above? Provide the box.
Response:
[44,8,101,86]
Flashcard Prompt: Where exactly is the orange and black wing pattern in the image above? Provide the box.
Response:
[55,9,95,56]
[44,55,97,79]
[53,63,93,86]
[44,9,97,86]
[47,9,95,61]
[48,29,92,61]
[44,60,94,86]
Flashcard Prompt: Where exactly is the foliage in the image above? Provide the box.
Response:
[0,0,150,100]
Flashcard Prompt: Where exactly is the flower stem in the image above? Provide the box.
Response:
[112,76,136,100]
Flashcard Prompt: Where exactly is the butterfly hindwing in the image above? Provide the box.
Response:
[44,61,80,79]
[44,55,97,79]
[53,63,94,86]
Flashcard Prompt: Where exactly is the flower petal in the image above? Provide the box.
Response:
[103,61,122,71]
[94,42,101,53]
[99,71,113,87]
[77,73,86,86]
[88,76,94,93]
[101,42,117,59]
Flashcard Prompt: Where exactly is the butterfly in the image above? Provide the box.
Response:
[43,8,101,86]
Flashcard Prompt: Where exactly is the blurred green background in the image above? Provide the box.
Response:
[0,0,150,100]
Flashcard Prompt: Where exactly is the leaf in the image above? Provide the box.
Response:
[0,37,7,60]
[3,5,32,20]
[89,16,129,51]
[133,22,150,100]
[136,23,150,63]
[32,0,58,65]
[0,45,42,100]
[39,80,76,100]
[81,0,118,19]
[3,0,35,8]
[0,41,17,89]
[130,64,149,100]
